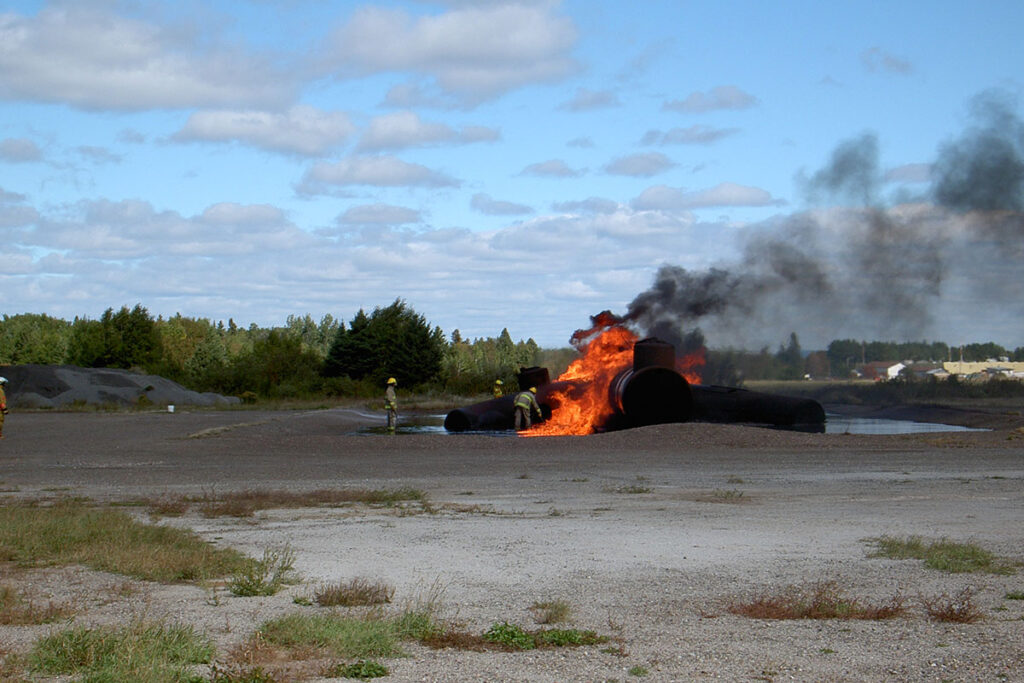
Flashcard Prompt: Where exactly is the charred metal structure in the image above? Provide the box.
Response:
[443,337,825,433]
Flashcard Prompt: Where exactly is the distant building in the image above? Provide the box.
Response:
[859,361,905,381]
[943,361,1024,378]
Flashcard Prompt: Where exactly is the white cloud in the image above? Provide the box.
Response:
[357,111,499,151]
[520,159,583,177]
[0,187,38,227]
[632,182,782,210]
[77,146,122,165]
[337,204,423,225]
[174,106,355,157]
[25,199,310,261]
[663,85,758,114]
[321,4,578,104]
[2,194,737,346]
[471,193,534,216]
[0,138,43,162]
[560,87,620,111]
[551,197,620,214]
[604,152,675,177]
[641,125,739,146]
[298,156,460,194]
[0,6,292,110]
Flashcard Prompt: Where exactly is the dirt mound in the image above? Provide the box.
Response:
[0,364,239,409]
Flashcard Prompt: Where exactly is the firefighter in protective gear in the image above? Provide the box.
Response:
[493,379,504,398]
[513,386,541,431]
[0,377,8,439]
[384,377,398,432]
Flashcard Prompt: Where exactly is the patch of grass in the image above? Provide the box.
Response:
[28,621,213,683]
[229,545,297,597]
[727,581,906,620]
[195,487,430,518]
[0,500,248,582]
[868,536,1017,574]
[256,612,407,660]
[326,659,390,679]
[530,598,572,624]
[920,586,984,623]
[629,664,650,676]
[315,578,394,607]
[246,585,447,664]
[1005,591,1024,600]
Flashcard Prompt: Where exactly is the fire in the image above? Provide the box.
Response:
[524,326,637,436]
[523,325,707,437]
[676,346,705,384]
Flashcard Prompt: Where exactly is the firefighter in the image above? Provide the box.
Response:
[0,377,8,439]
[493,379,504,398]
[513,386,541,431]
[384,377,398,432]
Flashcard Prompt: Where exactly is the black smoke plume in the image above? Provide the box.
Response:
[573,89,1023,352]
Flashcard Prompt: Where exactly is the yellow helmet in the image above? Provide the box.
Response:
[495,379,503,384]
[387,377,397,385]
[529,387,537,393]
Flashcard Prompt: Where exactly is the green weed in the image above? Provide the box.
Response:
[483,622,536,650]
[481,622,607,650]
[228,545,297,597]
[327,659,390,679]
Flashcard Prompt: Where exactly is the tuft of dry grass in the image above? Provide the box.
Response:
[0,585,74,625]
[529,599,572,624]
[728,581,906,620]
[315,578,394,607]
[920,586,984,623]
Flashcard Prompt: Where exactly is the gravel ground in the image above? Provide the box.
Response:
[1,406,1023,682]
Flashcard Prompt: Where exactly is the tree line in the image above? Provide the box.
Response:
[0,301,548,399]
[1,306,1020,398]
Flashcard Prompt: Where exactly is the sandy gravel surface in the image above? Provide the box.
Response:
[1,407,1023,682]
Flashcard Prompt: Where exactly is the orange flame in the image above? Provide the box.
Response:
[523,326,707,436]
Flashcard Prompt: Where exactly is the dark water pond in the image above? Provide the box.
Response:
[359,414,986,436]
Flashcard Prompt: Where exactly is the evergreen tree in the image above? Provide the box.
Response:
[323,299,445,386]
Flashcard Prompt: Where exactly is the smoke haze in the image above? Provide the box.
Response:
[581,89,1024,353]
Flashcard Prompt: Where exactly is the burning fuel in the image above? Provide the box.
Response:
[444,332,824,436]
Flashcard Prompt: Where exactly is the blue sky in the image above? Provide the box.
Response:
[1,0,1022,351]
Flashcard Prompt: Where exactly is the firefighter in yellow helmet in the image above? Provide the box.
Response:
[0,377,8,439]
[384,377,398,432]
[493,379,504,398]
[513,386,541,431]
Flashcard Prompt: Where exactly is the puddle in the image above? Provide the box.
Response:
[355,414,986,436]
[821,414,987,435]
